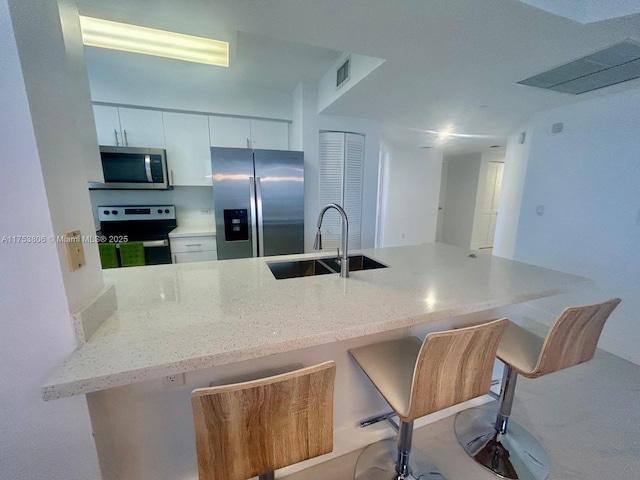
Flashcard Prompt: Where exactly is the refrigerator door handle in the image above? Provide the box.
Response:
[255,177,265,257]
[249,177,258,257]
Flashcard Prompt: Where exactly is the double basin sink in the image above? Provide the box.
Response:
[267,254,388,280]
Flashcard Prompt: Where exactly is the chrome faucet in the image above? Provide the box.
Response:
[314,203,349,278]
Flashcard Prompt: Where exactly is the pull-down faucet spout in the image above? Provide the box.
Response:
[314,203,349,278]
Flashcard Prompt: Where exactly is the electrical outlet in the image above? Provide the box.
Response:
[536,205,545,216]
[163,373,185,387]
[200,208,211,215]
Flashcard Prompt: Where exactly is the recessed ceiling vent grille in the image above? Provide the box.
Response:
[517,40,640,94]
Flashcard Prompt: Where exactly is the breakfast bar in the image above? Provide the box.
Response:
[43,243,587,400]
[41,242,589,480]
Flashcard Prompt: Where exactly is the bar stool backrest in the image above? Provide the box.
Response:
[191,361,336,480]
[406,318,508,422]
[531,297,621,378]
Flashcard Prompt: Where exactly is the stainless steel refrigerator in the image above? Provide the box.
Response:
[211,147,304,260]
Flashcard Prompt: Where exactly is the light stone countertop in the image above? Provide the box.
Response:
[42,243,587,400]
[168,225,216,238]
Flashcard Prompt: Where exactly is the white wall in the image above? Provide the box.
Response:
[11,0,104,312]
[493,129,532,259]
[496,87,640,365]
[1,0,102,478]
[440,153,482,250]
[58,0,104,183]
[88,65,293,121]
[382,142,443,247]
[317,53,385,113]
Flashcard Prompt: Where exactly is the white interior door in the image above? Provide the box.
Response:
[478,161,504,249]
[319,131,364,251]
[435,159,448,242]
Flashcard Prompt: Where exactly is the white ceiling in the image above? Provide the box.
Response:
[77,0,640,153]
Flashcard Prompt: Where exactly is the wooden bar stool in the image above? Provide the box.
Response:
[349,318,508,480]
[191,361,336,480]
[454,298,621,480]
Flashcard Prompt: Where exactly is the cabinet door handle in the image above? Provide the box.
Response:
[123,129,129,146]
[185,244,202,247]
[172,254,176,263]
[170,169,175,185]
[114,129,120,146]
[246,137,250,149]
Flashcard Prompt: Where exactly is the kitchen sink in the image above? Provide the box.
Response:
[267,255,388,279]
[321,254,388,273]
[267,259,334,280]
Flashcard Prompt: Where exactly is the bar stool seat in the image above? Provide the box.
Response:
[350,319,509,480]
[455,298,621,480]
[350,336,422,417]
[191,361,336,480]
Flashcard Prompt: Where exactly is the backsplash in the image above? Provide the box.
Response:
[89,186,215,230]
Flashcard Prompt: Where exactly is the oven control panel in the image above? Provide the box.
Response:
[98,205,176,222]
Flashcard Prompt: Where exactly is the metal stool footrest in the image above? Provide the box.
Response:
[454,404,550,480]
[354,439,445,480]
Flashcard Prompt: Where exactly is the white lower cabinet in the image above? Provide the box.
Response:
[170,235,217,263]
[172,251,217,263]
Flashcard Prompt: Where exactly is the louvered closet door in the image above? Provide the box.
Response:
[344,133,364,249]
[319,132,364,250]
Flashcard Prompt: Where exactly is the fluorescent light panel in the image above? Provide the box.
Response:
[79,16,229,67]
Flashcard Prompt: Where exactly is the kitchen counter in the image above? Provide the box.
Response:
[42,243,587,400]
[168,225,216,238]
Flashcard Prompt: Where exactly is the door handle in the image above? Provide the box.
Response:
[144,155,153,182]
[255,177,264,257]
[249,177,258,258]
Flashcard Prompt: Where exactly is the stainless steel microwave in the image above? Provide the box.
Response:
[88,146,170,190]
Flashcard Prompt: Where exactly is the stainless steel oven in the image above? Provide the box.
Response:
[89,147,169,190]
[98,205,176,266]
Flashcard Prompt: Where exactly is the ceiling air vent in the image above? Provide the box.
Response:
[517,40,640,94]
[336,56,350,89]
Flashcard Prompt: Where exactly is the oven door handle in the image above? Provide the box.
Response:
[142,240,169,248]
[144,154,153,183]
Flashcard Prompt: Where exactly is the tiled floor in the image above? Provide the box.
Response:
[283,349,640,479]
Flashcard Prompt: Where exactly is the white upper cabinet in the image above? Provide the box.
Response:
[93,105,165,148]
[163,112,212,187]
[117,107,165,148]
[208,116,251,148]
[93,105,122,146]
[209,116,289,150]
[250,119,289,150]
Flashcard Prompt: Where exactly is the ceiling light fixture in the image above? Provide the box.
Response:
[78,16,229,67]
[408,127,502,140]
[437,129,453,141]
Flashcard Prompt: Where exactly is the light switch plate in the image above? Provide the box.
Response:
[64,230,86,271]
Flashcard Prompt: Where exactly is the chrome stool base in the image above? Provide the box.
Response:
[454,405,550,480]
[354,439,445,480]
